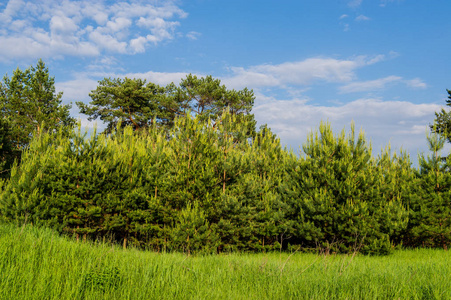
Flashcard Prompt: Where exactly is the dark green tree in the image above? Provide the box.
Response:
[0,118,16,179]
[406,131,451,249]
[0,59,75,150]
[431,89,451,143]
[287,122,408,254]
[76,78,173,133]
[78,74,257,136]
[174,74,256,137]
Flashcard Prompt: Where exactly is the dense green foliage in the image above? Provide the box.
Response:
[0,60,75,180]
[76,77,172,133]
[77,74,256,136]
[0,59,75,150]
[405,131,451,248]
[0,111,289,252]
[1,223,450,300]
[431,89,451,143]
[0,118,15,179]
[0,59,450,254]
[284,123,411,254]
[3,108,449,253]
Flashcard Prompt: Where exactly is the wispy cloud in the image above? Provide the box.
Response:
[348,0,362,8]
[355,14,370,21]
[186,31,201,40]
[405,78,427,89]
[0,0,187,61]
[339,76,402,93]
[222,55,387,89]
[124,70,192,86]
[380,0,401,7]
[339,76,427,93]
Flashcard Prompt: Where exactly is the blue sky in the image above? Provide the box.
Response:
[0,0,450,159]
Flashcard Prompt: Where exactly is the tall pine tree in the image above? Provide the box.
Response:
[0,59,75,150]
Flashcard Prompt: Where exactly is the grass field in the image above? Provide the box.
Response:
[0,223,450,300]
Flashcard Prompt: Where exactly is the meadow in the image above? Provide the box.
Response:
[0,223,450,300]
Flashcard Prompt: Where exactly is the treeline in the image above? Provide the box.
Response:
[0,60,450,254]
[1,110,450,254]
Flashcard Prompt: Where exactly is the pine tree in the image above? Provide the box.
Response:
[0,118,16,179]
[406,130,451,248]
[0,59,75,150]
[431,89,451,144]
[76,78,172,133]
[175,74,256,137]
[289,122,408,254]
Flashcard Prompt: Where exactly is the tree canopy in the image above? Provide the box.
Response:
[77,78,172,133]
[77,74,256,136]
[431,89,451,143]
[0,59,75,150]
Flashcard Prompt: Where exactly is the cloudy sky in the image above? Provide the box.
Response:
[0,0,450,159]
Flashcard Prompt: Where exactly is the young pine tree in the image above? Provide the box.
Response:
[406,130,451,249]
[289,122,408,254]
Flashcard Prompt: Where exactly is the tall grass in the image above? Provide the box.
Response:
[0,223,450,299]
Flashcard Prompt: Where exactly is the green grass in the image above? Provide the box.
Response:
[0,223,450,299]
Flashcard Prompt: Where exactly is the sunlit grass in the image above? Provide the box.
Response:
[0,223,450,299]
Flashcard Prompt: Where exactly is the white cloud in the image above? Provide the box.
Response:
[388,50,400,59]
[339,76,428,93]
[380,0,400,7]
[124,71,192,86]
[0,0,187,60]
[365,54,385,65]
[222,55,386,89]
[253,96,443,156]
[355,15,370,21]
[106,17,132,32]
[89,30,128,53]
[50,15,78,34]
[130,36,148,53]
[0,0,23,24]
[339,14,348,20]
[405,78,427,89]
[339,76,402,93]
[186,31,201,40]
[348,0,362,8]
[79,117,104,131]
[55,77,99,103]
[10,19,27,31]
